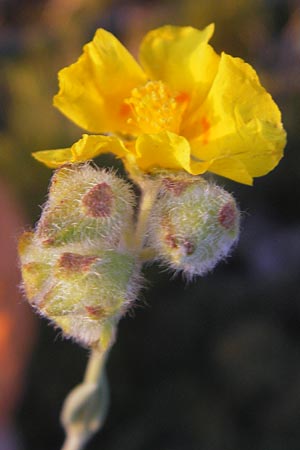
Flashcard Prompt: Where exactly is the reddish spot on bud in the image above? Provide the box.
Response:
[162,218,179,249]
[200,116,210,145]
[41,237,56,246]
[165,233,178,249]
[218,202,237,229]
[85,305,106,319]
[183,240,195,255]
[162,178,192,196]
[59,253,98,272]
[164,230,195,255]
[82,182,113,218]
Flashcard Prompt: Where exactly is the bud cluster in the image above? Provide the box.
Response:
[19,164,241,347]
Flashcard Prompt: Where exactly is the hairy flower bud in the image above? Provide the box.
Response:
[148,173,240,278]
[19,231,141,347]
[36,164,136,250]
[19,163,142,347]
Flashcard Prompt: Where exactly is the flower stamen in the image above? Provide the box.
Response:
[124,81,187,134]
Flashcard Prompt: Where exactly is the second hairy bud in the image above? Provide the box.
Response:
[147,173,240,278]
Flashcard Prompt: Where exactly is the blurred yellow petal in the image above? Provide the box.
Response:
[190,53,286,183]
[54,29,147,133]
[139,24,219,104]
[32,148,73,168]
[32,135,128,169]
[135,132,192,172]
[71,134,127,160]
[134,131,211,175]
[207,158,253,185]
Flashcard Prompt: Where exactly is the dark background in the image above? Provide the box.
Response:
[1,0,300,449]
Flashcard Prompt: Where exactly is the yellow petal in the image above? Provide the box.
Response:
[54,29,147,133]
[71,134,127,160]
[32,148,74,168]
[190,53,286,184]
[134,131,210,174]
[207,158,253,185]
[32,134,128,168]
[139,24,219,104]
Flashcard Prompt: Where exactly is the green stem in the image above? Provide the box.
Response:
[60,347,110,450]
[134,179,160,252]
[84,346,109,384]
[61,434,87,450]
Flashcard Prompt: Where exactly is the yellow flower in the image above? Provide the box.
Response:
[33,24,286,185]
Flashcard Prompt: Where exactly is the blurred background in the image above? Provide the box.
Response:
[0,0,300,449]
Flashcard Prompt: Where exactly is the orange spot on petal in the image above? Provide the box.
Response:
[119,103,131,118]
[175,92,190,103]
[200,117,210,145]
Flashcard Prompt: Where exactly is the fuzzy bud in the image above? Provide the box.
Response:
[19,163,142,347]
[148,173,240,278]
[36,164,136,250]
[19,231,141,347]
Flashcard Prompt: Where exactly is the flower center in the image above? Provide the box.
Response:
[123,81,188,134]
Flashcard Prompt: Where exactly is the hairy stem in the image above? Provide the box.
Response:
[134,179,160,251]
[60,347,110,450]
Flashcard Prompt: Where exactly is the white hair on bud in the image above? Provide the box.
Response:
[147,173,240,279]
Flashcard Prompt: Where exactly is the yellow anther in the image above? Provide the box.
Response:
[124,81,187,134]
